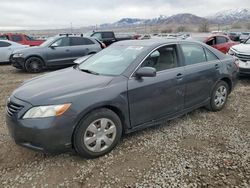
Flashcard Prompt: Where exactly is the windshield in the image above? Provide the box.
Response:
[40,37,56,47]
[78,45,145,76]
[191,37,207,42]
[245,38,250,44]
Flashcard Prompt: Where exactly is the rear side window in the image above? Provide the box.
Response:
[0,41,11,47]
[70,37,95,46]
[102,32,115,39]
[181,44,206,65]
[216,37,228,44]
[12,35,22,42]
[205,48,218,61]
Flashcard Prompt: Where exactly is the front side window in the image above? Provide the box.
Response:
[181,44,206,65]
[0,41,11,47]
[51,37,70,47]
[216,37,228,44]
[78,45,145,76]
[141,45,178,72]
[206,37,216,46]
[12,35,22,42]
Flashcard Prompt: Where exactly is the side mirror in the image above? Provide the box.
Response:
[135,67,156,78]
[50,43,59,48]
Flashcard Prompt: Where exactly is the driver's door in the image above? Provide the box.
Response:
[46,37,73,66]
[128,44,185,127]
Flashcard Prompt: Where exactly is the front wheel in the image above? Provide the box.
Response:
[73,108,122,158]
[207,81,229,111]
[25,57,44,73]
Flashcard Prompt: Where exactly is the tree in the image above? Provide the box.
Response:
[231,23,242,29]
[177,26,186,32]
[246,23,250,30]
[199,20,210,32]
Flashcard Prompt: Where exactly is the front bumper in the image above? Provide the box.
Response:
[238,60,250,76]
[10,56,25,69]
[5,97,75,154]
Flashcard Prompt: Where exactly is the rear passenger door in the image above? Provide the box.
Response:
[180,43,221,109]
[69,37,97,59]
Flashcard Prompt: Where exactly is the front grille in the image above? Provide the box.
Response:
[235,53,250,62]
[6,101,23,117]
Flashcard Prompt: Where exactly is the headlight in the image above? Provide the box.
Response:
[13,53,23,58]
[228,49,235,56]
[23,103,71,119]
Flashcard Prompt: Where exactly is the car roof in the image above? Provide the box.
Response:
[112,38,207,47]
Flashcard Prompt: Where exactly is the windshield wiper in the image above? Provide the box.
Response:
[80,69,99,75]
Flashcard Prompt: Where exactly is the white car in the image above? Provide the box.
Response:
[239,32,250,43]
[0,40,28,63]
[228,38,250,76]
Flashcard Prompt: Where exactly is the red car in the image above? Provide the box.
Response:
[0,33,44,46]
[191,35,238,54]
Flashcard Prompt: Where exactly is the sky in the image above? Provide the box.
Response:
[0,0,250,30]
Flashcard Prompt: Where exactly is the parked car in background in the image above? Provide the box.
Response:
[11,35,102,73]
[0,33,44,46]
[90,31,134,46]
[138,34,151,40]
[239,32,250,43]
[6,39,238,158]
[0,40,28,64]
[228,32,241,41]
[228,37,250,76]
[190,35,238,54]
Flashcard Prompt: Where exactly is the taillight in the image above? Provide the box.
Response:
[101,43,106,49]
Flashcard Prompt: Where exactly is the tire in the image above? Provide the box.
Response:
[25,57,44,73]
[73,108,122,159]
[206,81,229,112]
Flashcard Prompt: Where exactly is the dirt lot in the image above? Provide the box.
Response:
[0,65,249,188]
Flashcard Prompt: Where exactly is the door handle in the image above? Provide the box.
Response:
[215,64,220,70]
[176,73,183,80]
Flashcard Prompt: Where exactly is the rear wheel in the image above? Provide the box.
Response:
[73,108,122,158]
[207,81,229,111]
[25,57,44,73]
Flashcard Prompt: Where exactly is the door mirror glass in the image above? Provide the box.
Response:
[150,50,160,58]
[50,43,59,48]
[135,67,156,78]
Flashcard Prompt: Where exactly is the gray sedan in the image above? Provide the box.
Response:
[11,36,102,72]
[6,39,238,158]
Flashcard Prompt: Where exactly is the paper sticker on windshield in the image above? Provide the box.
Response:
[126,46,144,51]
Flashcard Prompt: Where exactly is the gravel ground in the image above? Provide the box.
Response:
[0,65,249,188]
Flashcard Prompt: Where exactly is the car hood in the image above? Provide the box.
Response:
[14,46,45,54]
[231,44,250,54]
[13,67,114,105]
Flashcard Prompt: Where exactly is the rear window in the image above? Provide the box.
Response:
[0,35,9,40]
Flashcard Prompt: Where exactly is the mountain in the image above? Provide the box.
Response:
[100,13,206,28]
[99,8,250,29]
[208,8,250,24]
[161,13,206,25]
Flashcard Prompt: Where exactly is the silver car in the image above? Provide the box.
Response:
[0,40,28,63]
